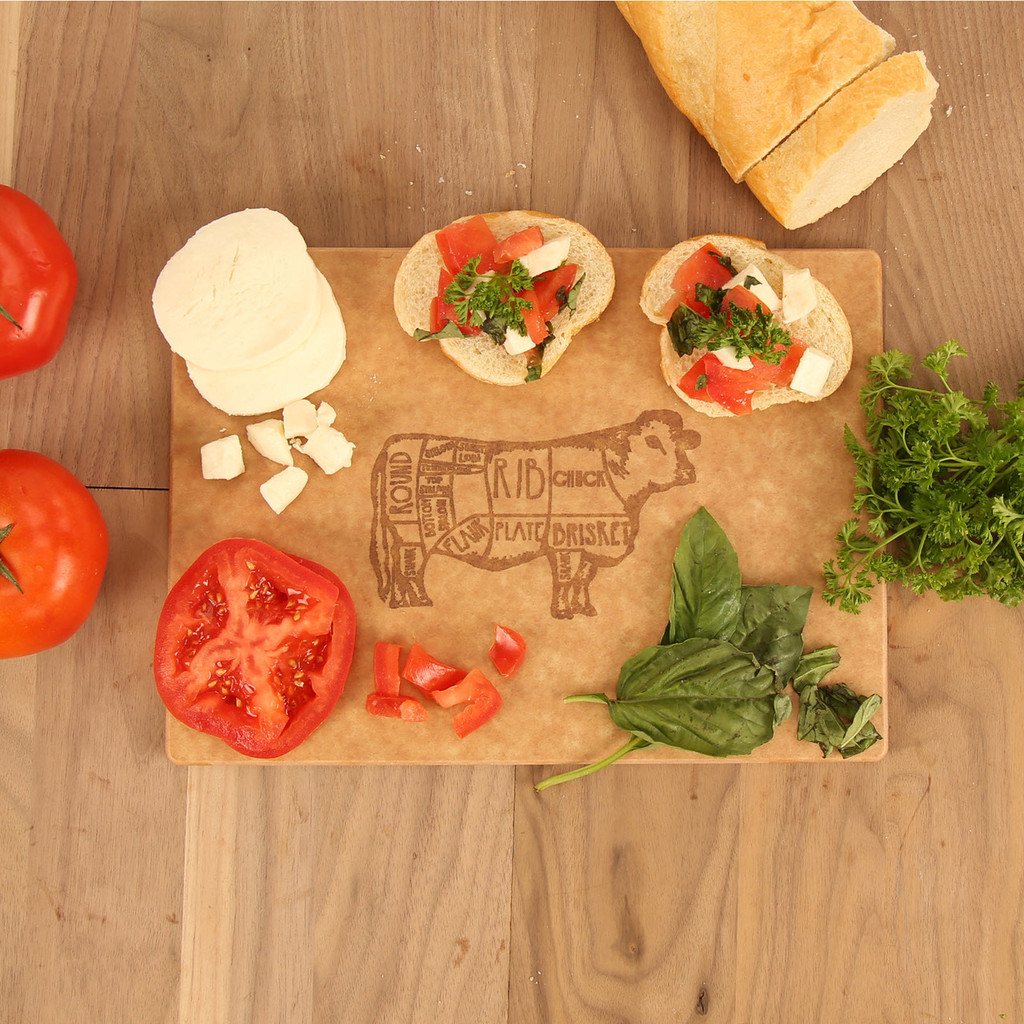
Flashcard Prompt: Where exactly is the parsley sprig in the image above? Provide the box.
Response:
[445,256,534,334]
[667,284,792,364]
[823,340,1024,612]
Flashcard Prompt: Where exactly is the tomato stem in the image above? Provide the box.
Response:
[0,301,23,331]
[0,524,23,593]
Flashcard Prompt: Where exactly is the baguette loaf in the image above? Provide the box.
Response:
[744,51,939,229]
[640,235,853,417]
[617,1,895,182]
[394,211,615,386]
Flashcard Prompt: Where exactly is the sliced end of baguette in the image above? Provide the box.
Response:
[640,235,853,417]
[745,51,939,230]
[618,1,895,182]
[394,211,615,386]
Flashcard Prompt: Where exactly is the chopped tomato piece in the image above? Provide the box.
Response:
[532,263,578,321]
[722,285,769,317]
[750,339,806,386]
[402,643,466,694]
[433,268,480,336]
[704,356,759,415]
[517,289,548,347]
[365,693,428,722]
[490,226,543,266]
[436,215,498,275]
[432,667,502,738]
[661,243,735,319]
[489,625,526,678]
[373,642,402,696]
[678,354,713,400]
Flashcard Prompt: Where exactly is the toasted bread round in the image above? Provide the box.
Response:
[394,211,615,386]
[640,234,853,417]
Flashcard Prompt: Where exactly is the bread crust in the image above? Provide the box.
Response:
[394,211,615,386]
[618,1,895,182]
[640,235,853,417]
[744,51,939,229]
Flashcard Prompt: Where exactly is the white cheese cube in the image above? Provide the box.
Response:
[297,425,355,475]
[789,346,834,397]
[782,268,818,323]
[724,263,781,312]
[200,435,245,480]
[245,419,293,466]
[518,236,571,278]
[503,328,535,356]
[316,401,337,428]
[712,345,753,371]
[282,398,318,439]
[259,465,308,514]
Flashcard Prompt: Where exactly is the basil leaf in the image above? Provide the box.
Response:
[561,272,585,314]
[413,320,465,342]
[666,304,706,357]
[729,584,812,686]
[793,648,882,758]
[609,638,780,757]
[662,506,741,644]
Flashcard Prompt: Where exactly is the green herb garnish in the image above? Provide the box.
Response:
[536,508,880,789]
[666,294,791,364]
[444,256,534,336]
[823,340,1024,612]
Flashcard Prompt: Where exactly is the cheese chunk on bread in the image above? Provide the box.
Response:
[641,235,853,417]
[394,211,615,386]
[616,0,895,182]
[745,51,939,229]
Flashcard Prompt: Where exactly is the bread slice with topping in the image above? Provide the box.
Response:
[394,211,615,386]
[640,234,853,417]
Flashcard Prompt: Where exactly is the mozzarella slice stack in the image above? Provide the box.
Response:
[152,209,346,415]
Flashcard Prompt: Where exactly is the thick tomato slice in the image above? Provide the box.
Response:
[532,263,578,321]
[660,243,735,319]
[153,539,356,758]
[489,624,526,678]
[436,215,498,275]
[432,667,502,738]
[490,226,543,266]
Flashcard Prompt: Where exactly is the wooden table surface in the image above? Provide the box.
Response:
[2,3,1022,1022]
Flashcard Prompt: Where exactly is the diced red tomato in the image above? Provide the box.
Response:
[433,268,481,336]
[490,226,543,266]
[436,215,498,275]
[660,243,735,319]
[489,625,526,678]
[749,339,806,386]
[373,642,402,696]
[678,354,712,401]
[516,289,548,347]
[402,643,466,694]
[722,285,769,318]
[678,354,758,415]
[532,264,578,322]
[365,693,428,722]
[432,667,502,738]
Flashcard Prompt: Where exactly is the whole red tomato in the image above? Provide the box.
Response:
[0,185,78,380]
[153,539,357,758]
[0,450,109,658]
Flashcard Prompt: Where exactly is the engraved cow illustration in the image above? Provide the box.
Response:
[370,410,701,618]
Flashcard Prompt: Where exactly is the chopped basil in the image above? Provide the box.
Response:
[412,320,465,343]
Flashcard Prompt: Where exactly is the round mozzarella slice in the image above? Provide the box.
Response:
[186,271,346,416]
[153,208,321,371]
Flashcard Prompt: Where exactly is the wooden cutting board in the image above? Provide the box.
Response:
[165,248,887,765]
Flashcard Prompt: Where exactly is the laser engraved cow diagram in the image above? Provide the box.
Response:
[369,410,701,619]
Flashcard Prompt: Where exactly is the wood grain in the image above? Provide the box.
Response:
[3,4,1024,1024]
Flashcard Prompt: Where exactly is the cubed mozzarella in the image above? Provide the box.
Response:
[316,401,337,428]
[712,345,753,371]
[297,425,356,475]
[259,466,308,514]
[200,435,245,480]
[246,419,293,466]
[282,398,319,439]
[789,346,834,397]
[517,236,571,278]
[724,263,781,312]
[782,268,817,323]
[503,328,535,356]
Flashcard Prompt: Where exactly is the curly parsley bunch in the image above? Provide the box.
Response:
[824,340,1024,612]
